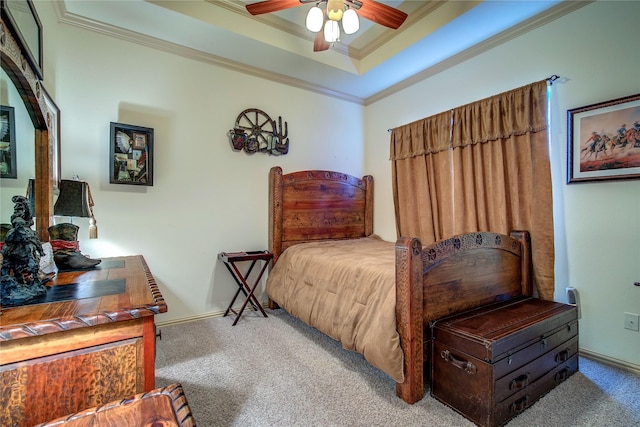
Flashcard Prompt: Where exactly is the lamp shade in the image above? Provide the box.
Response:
[54,179,91,217]
[306,6,324,32]
[324,20,340,42]
[342,9,359,34]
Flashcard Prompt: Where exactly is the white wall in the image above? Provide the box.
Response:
[365,1,640,368]
[37,3,364,324]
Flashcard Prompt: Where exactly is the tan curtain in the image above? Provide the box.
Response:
[391,80,554,300]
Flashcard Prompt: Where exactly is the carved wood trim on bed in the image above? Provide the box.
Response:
[395,237,424,403]
[268,167,533,405]
[395,230,532,403]
[269,166,374,264]
[421,230,532,327]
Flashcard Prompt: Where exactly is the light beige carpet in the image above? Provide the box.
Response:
[156,309,640,427]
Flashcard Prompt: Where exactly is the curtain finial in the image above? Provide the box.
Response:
[546,75,560,85]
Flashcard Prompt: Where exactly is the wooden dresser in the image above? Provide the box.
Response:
[431,297,578,427]
[0,255,167,427]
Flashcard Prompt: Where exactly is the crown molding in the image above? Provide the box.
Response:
[364,0,593,106]
[52,1,365,105]
[51,1,591,107]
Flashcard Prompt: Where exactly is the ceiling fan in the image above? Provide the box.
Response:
[245,0,408,52]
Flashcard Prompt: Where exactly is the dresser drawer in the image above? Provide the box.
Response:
[495,335,578,403]
[494,354,578,426]
[493,320,577,379]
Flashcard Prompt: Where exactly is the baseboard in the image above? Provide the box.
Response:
[580,348,640,375]
[156,303,271,328]
[156,311,225,327]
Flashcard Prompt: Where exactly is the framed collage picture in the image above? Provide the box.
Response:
[567,93,640,183]
[110,122,154,186]
[0,105,17,178]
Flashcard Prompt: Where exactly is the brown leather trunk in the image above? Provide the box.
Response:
[431,297,579,427]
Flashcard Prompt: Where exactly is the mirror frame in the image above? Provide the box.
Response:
[1,13,54,241]
[0,0,42,79]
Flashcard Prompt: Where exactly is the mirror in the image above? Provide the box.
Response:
[1,0,42,79]
[1,66,36,219]
[1,5,54,242]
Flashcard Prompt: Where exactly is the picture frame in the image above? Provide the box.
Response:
[110,122,154,186]
[0,0,43,79]
[0,105,17,178]
[41,86,61,189]
[567,93,640,183]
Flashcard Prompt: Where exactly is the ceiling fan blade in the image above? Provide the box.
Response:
[354,0,408,29]
[313,32,330,52]
[246,0,302,16]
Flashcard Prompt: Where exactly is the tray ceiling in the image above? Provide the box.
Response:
[56,1,588,104]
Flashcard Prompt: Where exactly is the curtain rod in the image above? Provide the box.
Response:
[387,75,561,133]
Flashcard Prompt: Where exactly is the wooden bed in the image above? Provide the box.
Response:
[267,166,532,404]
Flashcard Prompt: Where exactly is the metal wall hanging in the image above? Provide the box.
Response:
[228,108,289,155]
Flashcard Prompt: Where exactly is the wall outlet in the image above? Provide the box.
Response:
[624,313,639,331]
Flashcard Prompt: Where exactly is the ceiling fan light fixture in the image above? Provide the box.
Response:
[324,20,340,43]
[326,0,344,21]
[305,6,324,32]
[342,8,359,35]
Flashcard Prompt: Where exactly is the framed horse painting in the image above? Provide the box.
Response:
[567,93,640,183]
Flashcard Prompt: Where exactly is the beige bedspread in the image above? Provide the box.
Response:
[266,235,404,382]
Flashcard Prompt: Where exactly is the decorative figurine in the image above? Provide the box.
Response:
[1,195,47,306]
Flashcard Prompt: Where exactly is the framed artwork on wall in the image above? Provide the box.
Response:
[0,105,17,178]
[567,93,640,183]
[110,122,154,186]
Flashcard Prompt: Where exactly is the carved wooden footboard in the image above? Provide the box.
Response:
[395,230,532,404]
[268,166,532,405]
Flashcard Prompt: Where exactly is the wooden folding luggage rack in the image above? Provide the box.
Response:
[218,250,273,325]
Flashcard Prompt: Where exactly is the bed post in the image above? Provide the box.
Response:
[363,175,374,236]
[269,166,283,262]
[395,237,424,404]
[268,166,284,309]
[510,230,532,297]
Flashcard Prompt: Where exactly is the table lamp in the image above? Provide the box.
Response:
[49,179,101,270]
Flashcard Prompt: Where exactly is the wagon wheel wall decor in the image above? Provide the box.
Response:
[228,108,289,155]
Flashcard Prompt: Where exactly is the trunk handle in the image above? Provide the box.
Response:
[510,395,530,414]
[555,348,570,363]
[440,350,477,375]
[509,372,530,390]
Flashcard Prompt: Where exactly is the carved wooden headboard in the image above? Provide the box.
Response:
[268,166,373,263]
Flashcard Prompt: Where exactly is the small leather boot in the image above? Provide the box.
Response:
[48,223,101,270]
